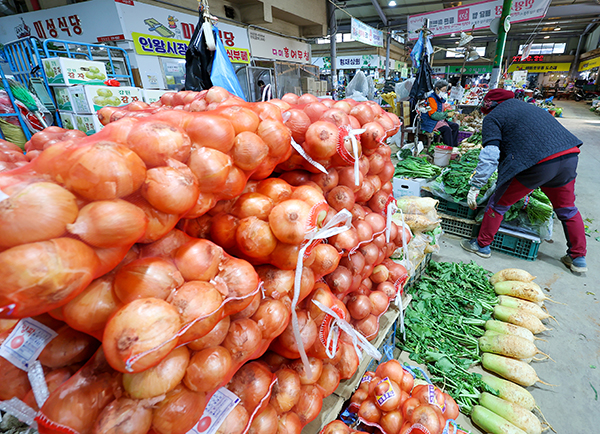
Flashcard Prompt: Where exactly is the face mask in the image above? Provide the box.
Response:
[438,92,448,100]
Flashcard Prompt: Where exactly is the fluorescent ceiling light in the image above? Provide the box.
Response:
[389,1,396,6]
[554,27,561,31]
[544,36,550,39]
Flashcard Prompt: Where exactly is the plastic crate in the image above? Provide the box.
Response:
[473,226,541,261]
[405,253,433,289]
[439,213,479,238]
[435,196,479,219]
[458,131,474,143]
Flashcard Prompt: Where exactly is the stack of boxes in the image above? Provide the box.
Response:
[300,77,329,97]
[44,57,170,135]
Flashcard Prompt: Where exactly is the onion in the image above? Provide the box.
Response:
[152,384,208,434]
[333,100,351,113]
[330,228,359,254]
[354,221,374,244]
[340,252,365,276]
[304,121,339,159]
[187,315,230,351]
[298,93,319,105]
[371,265,390,284]
[228,361,273,411]
[355,315,378,340]
[338,167,364,193]
[268,199,312,245]
[309,243,340,277]
[114,257,184,303]
[139,228,190,259]
[379,161,395,184]
[0,238,99,318]
[93,398,153,434]
[377,281,396,299]
[256,178,293,202]
[368,191,390,215]
[136,199,180,243]
[222,318,263,363]
[360,122,386,150]
[256,119,290,162]
[347,294,372,321]
[375,360,405,388]
[270,369,301,413]
[320,109,350,128]
[231,291,261,320]
[63,141,146,201]
[234,216,277,259]
[141,161,199,215]
[248,404,278,434]
[380,410,404,434]
[327,185,355,212]
[304,102,328,123]
[185,114,235,153]
[0,355,30,399]
[311,167,339,193]
[0,182,78,249]
[258,266,294,300]
[214,256,259,299]
[123,346,189,399]
[38,325,99,369]
[382,259,409,286]
[231,132,269,172]
[187,146,232,194]
[103,298,182,373]
[365,213,386,234]
[277,412,302,434]
[252,299,290,339]
[289,357,323,385]
[368,152,385,175]
[369,291,389,317]
[174,239,223,281]
[273,310,317,359]
[325,266,353,296]
[336,342,359,379]
[252,102,283,122]
[216,106,260,134]
[209,213,239,249]
[350,104,375,125]
[283,109,310,144]
[269,99,292,111]
[126,122,191,167]
[231,193,274,220]
[184,346,232,393]
[358,398,381,424]
[292,384,323,425]
[214,403,248,434]
[316,363,340,397]
[23,367,72,411]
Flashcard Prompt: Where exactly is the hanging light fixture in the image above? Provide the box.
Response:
[466,48,480,62]
[458,31,474,47]
[389,0,397,6]
[544,35,550,39]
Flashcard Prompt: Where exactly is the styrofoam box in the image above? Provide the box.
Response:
[142,89,173,104]
[393,177,429,198]
[73,114,103,136]
[58,111,75,130]
[43,57,107,86]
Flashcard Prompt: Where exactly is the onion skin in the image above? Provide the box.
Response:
[187,315,230,351]
[222,318,263,364]
[114,257,184,303]
[38,325,100,369]
[270,369,301,414]
[0,182,79,249]
[215,403,248,434]
[92,398,154,434]
[291,384,323,425]
[184,346,232,392]
[0,238,99,318]
[103,298,182,373]
[277,412,302,434]
[248,404,278,434]
[152,384,208,434]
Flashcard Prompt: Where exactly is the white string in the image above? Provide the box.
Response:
[291,209,353,379]
[312,300,381,362]
[386,201,398,243]
[344,128,365,186]
[290,138,328,174]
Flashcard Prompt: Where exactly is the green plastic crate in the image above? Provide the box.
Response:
[435,196,479,219]
[475,226,541,261]
[439,213,479,239]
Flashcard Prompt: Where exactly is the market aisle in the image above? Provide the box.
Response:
[434,99,600,432]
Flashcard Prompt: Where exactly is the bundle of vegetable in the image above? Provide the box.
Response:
[437,149,497,201]
[394,156,442,179]
[504,189,553,225]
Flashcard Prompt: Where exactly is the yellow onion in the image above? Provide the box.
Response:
[103,298,182,373]
[141,160,200,215]
[0,182,78,249]
[126,121,192,168]
[123,346,190,399]
[92,398,154,434]
[113,257,184,304]
[173,239,223,281]
[38,324,100,369]
[136,198,180,244]
[187,315,230,351]
[0,238,99,318]
[62,141,146,200]
[152,384,208,434]
[67,199,148,248]
[184,346,232,392]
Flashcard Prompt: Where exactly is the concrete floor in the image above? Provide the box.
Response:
[432,99,600,432]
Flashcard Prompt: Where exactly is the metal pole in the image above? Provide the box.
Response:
[327,0,338,99]
[489,0,513,89]
[385,28,391,79]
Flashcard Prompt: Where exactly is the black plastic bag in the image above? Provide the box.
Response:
[184,10,214,91]
[409,56,433,103]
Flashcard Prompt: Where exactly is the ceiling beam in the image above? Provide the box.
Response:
[370,0,388,25]
[547,3,600,18]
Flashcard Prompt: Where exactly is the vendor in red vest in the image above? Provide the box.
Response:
[461,89,587,273]
[421,80,460,147]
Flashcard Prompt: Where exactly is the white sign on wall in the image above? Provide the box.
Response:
[408,0,551,40]
[351,18,384,47]
[248,29,310,63]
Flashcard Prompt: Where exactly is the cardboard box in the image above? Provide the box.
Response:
[68,86,91,114]
[42,57,107,86]
[71,85,143,113]
[142,89,172,104]
[58,111,75,130]
[401,101,411,126]
[393,177,429,198]
[73,114,102,136]
[54,87,73,111]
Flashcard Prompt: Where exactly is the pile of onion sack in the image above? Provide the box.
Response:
[0,87,415,434]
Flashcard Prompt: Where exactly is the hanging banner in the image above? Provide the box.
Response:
[578,57,600,72]
[351,17,384,47]
[0,0,123,44]
[248,29,310,63]
[407,0,551,40]
[508,63,571,73]
[313,55,381,70]
[431,66,447,74]
[132,32,188,59]
[447,64,493,74]
[115,0,250,63]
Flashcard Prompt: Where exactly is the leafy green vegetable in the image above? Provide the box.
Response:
[437,149,497,201]
[397,261,499,413]
[395,156,442,179]
[504,188,553,224]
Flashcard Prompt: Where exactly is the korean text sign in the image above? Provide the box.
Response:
[407,0,551,40]
[248,29,310,64]
[351,17,384,47]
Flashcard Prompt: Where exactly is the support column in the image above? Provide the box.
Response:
[489,0,513,89]
[385,28,391,79]
[327,0,338,99]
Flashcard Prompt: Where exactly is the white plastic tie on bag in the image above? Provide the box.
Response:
[386,199,398,244]
[312,300,381,362]
[0,397,37,426]
[290,138,328,174]
[395,292,405,341]
[27,360,50,409]
[343,128,365,186]
[291,209,353,379]
[0,189,9,203]
[397,209,413,276]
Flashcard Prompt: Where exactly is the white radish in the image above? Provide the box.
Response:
[493,305,551,335]
[482,353,555,387]
[490,269,536,285]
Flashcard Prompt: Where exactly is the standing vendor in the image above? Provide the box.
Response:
[461,89,587,273]
[421,80,460,147]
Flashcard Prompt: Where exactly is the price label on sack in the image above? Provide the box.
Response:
[0,318,57,371]
[188,387,241,434]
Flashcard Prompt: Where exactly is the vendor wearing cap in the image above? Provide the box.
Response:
[421,80,460,147]
[461,89,587,273]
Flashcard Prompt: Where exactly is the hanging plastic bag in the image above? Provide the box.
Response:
[346,71,369,101]
[210,25,246,100]
[184,9,214,91]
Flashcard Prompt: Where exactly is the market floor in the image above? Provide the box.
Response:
[432,99,600,431]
